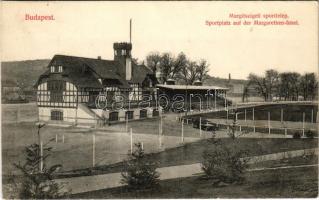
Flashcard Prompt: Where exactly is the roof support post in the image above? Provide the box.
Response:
[224,90,227,111]
[214,89,217,111]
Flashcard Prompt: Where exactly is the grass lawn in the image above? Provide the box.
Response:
[70,156,318,198]
[1,121,199,178]
[61,137,318,178]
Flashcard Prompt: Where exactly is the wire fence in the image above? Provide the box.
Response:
[4,107,318,177]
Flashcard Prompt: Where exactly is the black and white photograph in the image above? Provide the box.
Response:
[1,1,318,198]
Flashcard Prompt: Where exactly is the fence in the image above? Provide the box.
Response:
[181,109,318,137]
[29,114,197,174]
[5,107,318,178]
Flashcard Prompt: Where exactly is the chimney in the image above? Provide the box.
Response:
[166,79,175,85]
[97,56,101,60]
[193,80,203,86]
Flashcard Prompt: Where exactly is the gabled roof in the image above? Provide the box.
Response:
[131,62,154,84]
[35,54,155,89]
[36,68,104,89]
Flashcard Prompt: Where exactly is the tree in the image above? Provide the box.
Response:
[299,73,318,100]
[247,69,279,101]
[264,69,279,101]
[201,139,249,185]
[279,72,292,100]
[279,72,300,100]
[146,51,210,85]
[14,143,66,199]
[180,60,198,85]
[172,52,188,79]
[196,59,210,82]
[145,52,161,74]
[158,53,175,84]
[247,73,268,101]
[121,143,160,190]
[201,113,249,186]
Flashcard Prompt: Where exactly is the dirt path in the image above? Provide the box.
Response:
[54,148,318,194]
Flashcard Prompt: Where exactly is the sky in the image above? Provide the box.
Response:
[1,1,318,80]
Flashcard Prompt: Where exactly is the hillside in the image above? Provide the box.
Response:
[1,59,50,89]
[1,59,248,91]
[204,75,247,87]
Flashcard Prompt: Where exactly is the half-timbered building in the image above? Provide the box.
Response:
[35,42,159,125]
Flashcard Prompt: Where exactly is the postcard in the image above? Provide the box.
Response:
[1,1,318,199]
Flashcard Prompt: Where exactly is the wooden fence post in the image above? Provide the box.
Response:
[302,112,305,137]
[40,140,43,172]
[130,128,133,154]
[126,114,128,133]
[268,112,270,134]
[244,109,247,122]
[181,119,184,143]
[199,117,202,137]
[92,133,95,167]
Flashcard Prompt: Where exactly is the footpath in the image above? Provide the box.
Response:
[54,148,318,194]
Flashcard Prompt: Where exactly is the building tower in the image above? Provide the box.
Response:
[113,20,133,81]
[113,42,132,81]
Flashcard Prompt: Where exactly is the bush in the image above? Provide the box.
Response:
[201,140,249,185]
[121,143,160,190]
[305,130,315,139]
[14,144,67,199]
[293,132,301,139]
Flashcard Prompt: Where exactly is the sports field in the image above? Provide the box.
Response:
[2,102,318,177]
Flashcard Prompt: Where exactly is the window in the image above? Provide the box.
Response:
[51,110,63,120]
[109,112,119,121]
[48,81,66,102]
[152,109,159,117]
[125,111,134,120]
[50,65,63,73]
[140,109,147,119]
[58,65,63,72]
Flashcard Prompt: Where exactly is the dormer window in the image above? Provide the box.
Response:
[50,65,63,73]
[58,65,63,72]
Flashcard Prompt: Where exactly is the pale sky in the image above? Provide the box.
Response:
[1,1,318,79]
